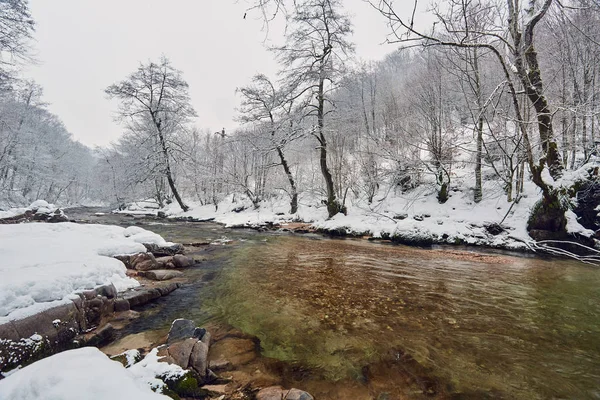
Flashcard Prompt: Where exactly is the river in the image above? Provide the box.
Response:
[71,208,600,399]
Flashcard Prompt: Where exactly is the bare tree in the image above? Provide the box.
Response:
[106,56,196,212]
[238,74,301,213]
[0,0,34,76]
[272,0,354,218]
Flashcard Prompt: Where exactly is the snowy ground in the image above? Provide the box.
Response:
[0,347,179,400]
[0,223,172,324]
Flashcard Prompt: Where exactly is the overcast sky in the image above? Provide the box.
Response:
[23,0,396,148]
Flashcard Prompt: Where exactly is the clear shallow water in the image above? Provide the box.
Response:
[70,209,600,399]
[201,237,600,399]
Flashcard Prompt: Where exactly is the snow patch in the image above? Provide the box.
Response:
[0,347,169,400]
[0,222,171,323]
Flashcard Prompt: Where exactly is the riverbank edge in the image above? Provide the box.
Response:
[0,246,186,375]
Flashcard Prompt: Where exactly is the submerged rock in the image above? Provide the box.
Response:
[256,386,314,400]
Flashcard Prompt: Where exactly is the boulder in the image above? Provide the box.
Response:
[189,340,209,377]
[167,319,206,344]
[130,252,159,271]
[168,319,196,344]
[167,338,197,368]
[138,269,183,281]
[144,242,185,257]
[85,324,116,347]
[173,255,194,268]
[286,389,314,400]
[155,256,175,269]
[114,299,130,312]
[96,283,117,299]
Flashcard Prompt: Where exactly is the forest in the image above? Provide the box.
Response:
[1,0,600,245]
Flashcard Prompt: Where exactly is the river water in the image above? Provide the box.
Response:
[72,209,600,399]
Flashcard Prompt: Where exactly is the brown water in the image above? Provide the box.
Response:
[70,209,600,399]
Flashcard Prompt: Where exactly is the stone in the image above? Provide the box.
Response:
[96,283,117,299]
[167,338,197,369]
[82,290,97,300]
[144,242,185,257]
[168,319,202,344]
[0,322,21,342]
[156,282,179,296]
[121,288,161,308]
[256,386,285,400]
[138,269,183,281]
[189,340,209,377]
[285,389,314,400]
[413,215,424,221]
[130,252,159,271]
[85,324,115,347]
[155,256,175,268]
[114,299,130,312]
[113,254,132,269]
[208,359,232,372]
[393,213,408,220]
[173,254,194,268]
[200,330,211,346]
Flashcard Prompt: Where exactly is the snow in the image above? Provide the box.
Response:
[128,348,186,392]
[0,200,63,220]
[0,347,169,400]
[565,209,595,237]
[0,222,171,324]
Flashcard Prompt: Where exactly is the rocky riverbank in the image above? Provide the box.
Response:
[0,239,196,373]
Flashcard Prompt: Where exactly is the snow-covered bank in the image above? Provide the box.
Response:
[0,347,170,400]
[153,185,538,250]
[150,177,594,251]
[0,223,173,324]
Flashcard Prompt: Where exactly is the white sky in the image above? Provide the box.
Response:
[23,0,396,148]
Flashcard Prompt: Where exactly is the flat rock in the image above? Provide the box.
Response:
[121,288,161,308]
[138,269,183,281]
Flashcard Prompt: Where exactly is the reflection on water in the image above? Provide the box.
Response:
[202,236,600,399]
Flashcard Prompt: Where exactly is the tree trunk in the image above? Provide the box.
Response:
[154,118,188,212]
[276,146,298,214]
[317,57,341,218]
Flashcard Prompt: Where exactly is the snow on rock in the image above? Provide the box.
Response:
[0,222,171,324]
[128,348,187,392]
[565,209,595,237]
[0,347,169,400]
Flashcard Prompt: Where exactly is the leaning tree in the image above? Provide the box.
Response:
[106,56,196,212]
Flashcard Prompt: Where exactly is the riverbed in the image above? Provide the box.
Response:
[71,208,600,399]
